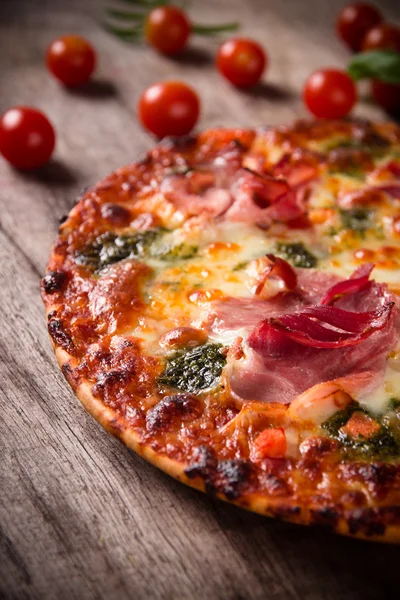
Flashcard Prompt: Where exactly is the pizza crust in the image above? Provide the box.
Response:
[43,121,400,543]
[54,347,400,543]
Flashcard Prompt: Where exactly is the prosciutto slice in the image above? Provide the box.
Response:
[224,168,305,227]
[160,172,233,218]
[162,164,310,227]
[211,268,399,405]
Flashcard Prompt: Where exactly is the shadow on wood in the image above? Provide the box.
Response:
[166,46,212,67]
[19,159,79,187]
[65,79,119,100]
[238,81,295,101]
[208,497,400,600]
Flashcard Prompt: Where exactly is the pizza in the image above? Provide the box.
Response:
[41,118,400,542]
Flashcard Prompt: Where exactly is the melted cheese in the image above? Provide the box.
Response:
[126,147,400,418]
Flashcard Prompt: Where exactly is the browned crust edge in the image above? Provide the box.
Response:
[54,346,400,544]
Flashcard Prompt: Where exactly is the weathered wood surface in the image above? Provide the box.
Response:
[1,0,400,598]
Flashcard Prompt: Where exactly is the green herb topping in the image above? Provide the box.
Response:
[158,343,227,393]
[276,242,317,269]
[152,243,198,261]
[322,402,400,460]
[75,228,198,272]
[339,207,373,233]
[75,230,160,272]
[388,398,400,411]
[232,261,249,272]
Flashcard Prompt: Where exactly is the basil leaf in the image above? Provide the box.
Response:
[348,50,400,84]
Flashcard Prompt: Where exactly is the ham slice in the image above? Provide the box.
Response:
[338,184,400,208]
[273,149,321,187]
[206,269,341,335]
[225,168,305,227]
[209,268,399,405]
[162,165,309,227]
[160,172,233,218]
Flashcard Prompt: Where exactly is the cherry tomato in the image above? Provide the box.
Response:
[145,6,190,55]
[303,69,357,119]
[371,80,400,114]
[138,81,200,138]
[361,24,400,52]
[0,107,55,169]
[46,35,96,87]
[216,38,267,87]
[336,3,382,52]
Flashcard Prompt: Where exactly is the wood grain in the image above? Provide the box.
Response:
[1,0,400,598]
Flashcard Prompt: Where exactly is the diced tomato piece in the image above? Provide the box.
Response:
[341,412,380,439]
[254,427,287,458]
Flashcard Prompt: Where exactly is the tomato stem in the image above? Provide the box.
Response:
[104,2,240,43]
[192,22,239,35]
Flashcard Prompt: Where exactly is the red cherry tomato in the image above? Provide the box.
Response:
[371,80,400,114]
[138,81,200,138]
[216,38,267,87]
[303,69,357,119]
[0,107,55,170]
[336,3,382,52]
[145,6,191,55]
[361,24,400,52]
[46,35,96,87]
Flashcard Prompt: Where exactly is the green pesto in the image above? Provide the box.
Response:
[74,228,198,272]
[339,207,373,233]
[328,165,365,180]
[158,343,226,393]
[322,138,388,157]
[152,243,198,261]
[388,398,400,411]
[322,402,400,460]
[232,260,249,272]
[276,241,317,269]
[75,229,160,272]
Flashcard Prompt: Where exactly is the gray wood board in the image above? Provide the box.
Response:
[1,0,400,598]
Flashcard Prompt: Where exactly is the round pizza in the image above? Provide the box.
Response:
[41,118,400,542]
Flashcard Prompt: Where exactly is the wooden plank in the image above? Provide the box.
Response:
[1,0,400,599]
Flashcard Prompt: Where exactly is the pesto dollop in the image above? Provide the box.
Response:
[339,208,373,233]
[158,343,226,393]
[75,230,160,272]
[75,228,198,272]
[322,402,400,460]
[276,241,317,269]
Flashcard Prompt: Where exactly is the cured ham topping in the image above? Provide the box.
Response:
[223,265,398,406]
[247,254,297,298]
[370,160,400,181]
[321,263,374,305]
[248,303,394,353]
[225,168,305,227]
[248,262,392,356]
[160,171,233,218]
[375,184,400,200]
[273,149,321,187]
[338,184,400,208]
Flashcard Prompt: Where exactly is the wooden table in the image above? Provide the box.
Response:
[1,0,400,598]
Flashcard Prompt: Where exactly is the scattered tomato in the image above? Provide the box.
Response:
[0,107,55,170]
[371,80,400,114]
[303,69,357,119]
[216,38,266,87]
[145,6,191,55]
[46,35,96,87]
[254,428,287,459]
[336,3,382,52]
[361,23,400,52]
[138,81,200,138]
